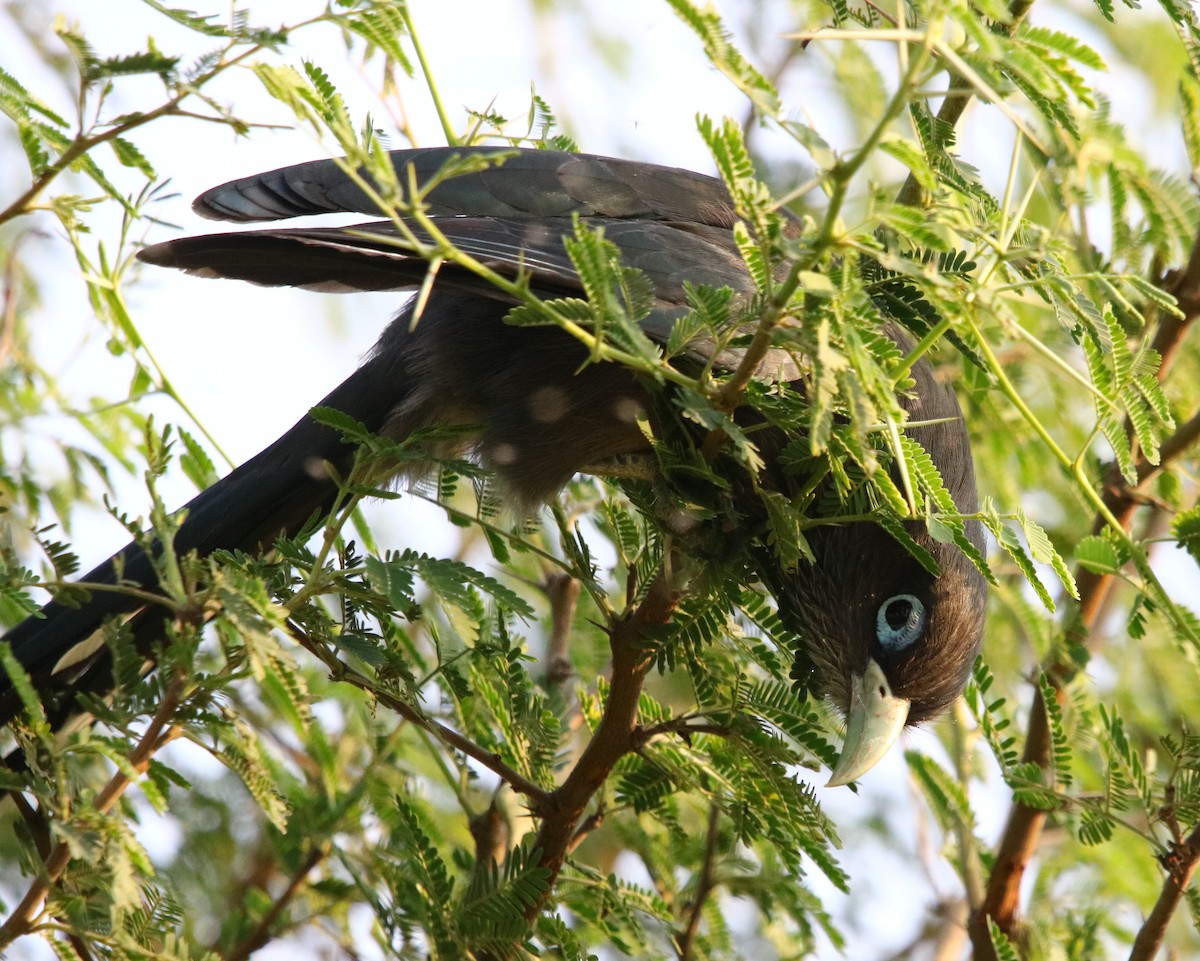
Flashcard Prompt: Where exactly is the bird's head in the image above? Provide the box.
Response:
[781,512,988,786]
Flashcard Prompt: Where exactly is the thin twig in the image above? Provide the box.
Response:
[0,674,185,951]
[568,809,606,853]
[675,804,722,961]
[469,797,512,869]
[287,621,551,806]
[876,899,968,961]
[223,844,329,961]
[542,571,580,693]
[0,39,271,228]
[634,717,734,746]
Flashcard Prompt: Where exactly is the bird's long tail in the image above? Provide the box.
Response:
[0,310,415,726]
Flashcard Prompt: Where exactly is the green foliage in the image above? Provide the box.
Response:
[965,659,1020,774]
[666,0,780,115]
[989,918,1023,961]
[2,0,1200,958]
[1173,506,1200,565]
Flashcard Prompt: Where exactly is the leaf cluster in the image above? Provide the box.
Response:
[2,0,1200,958]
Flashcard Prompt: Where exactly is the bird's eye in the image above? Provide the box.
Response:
[876,594,925,652]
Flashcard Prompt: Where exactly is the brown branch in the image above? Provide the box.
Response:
[0,674,185,952]
[8,789,51,862]
[469,797,512,869]
[523,566,684,918]
[223,843,329,961]
[876,899,968,961]
[1162,220,1200,323]
[568,809,606,853]
[970,425,1199,958]
[894,0,1037,207]
[541,571,580,692]
[635,717,733,746]
[969,220,1200,958]
[286,620,551,805]
[969,686,1052,955]
[65,931,96,961]
[675,804,722,961]
[1128,823,1200,961]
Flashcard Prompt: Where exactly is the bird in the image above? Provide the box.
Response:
[0,146,987,785]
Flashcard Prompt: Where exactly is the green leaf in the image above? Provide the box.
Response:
[110,136,156,177]
[1173,507,1200,564]
[345,6,414,74]
[1019,509,1078,599]
[0,642,48,728]
[1037,672,1074,788]
[177,427,217,491]
[964,659,1019,773]
[369,550,536,623]
[1019,25,1107,71]
[780,118,838,170]
[365,554,416,609]
[1074,535,1122,575]
[880,135,938,193]
[665,0,780,115]
[906,751,976,833]
[1183,73,1200,174]
[219,718,291,831]
[988,917,1023,961]
[89,51,180,80]
[875,512,941,577]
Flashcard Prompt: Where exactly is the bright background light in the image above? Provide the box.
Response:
[2,1,1194,958]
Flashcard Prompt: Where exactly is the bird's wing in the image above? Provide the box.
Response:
[2,152,774,725]
[143,163,799,379]
[190,147,744,228]
[139,217,751,301]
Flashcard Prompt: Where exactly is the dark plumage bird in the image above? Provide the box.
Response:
[0,148,987,784]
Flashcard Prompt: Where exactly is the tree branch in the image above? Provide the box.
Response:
[223,843,329,961]
[287,621,552,806]
[969,220,1200,958]
[524,565,684,918]
[675,804,722,961]
[541,571,580,693]
[1128,823,1200,961]
[0,673,185,952]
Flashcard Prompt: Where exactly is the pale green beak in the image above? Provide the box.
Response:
[825,658,911,787]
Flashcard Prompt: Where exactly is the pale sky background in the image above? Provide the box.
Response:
[2,1,1196,958]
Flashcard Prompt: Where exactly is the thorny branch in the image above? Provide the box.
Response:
[968,222,1200,959]
[524,565,684,918]
[0,672,185,952]
[1128,822,1200,961]
[287,619,552,805]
